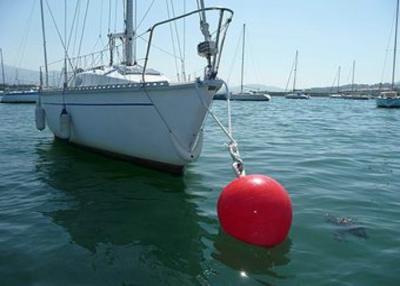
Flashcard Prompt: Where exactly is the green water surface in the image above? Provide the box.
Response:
[0,98,399,285]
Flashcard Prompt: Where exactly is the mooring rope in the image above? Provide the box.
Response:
[194,80,246,177]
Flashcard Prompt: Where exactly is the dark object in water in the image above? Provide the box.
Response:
[325,214,368,241]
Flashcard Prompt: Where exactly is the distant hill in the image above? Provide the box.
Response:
[306,82,398,93]
[2,64,40,85]
[1,65,61,86]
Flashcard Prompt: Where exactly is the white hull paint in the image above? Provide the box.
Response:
[41,80,221,172]
[1,91,38,103]
[329,94,343,98]
[230,92,271,101]
[285,93,310,99]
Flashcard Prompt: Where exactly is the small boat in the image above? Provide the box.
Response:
[285,50,310,100]
[329,94,343,98]
[329,66,344,98]
[1,90,38,103]
[377,0,400,108]
[36,0,234,174]
[285,91,310,99]
[377,91,400,107]
[230,90,271,101]
[343,60,369,100]
[230,24,271,102]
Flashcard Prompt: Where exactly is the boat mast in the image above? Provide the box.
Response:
[337,65,341,93]
[351,60,355,93]
[125,0,134,66]
[240,24,246,94]
[133,0,137,65]
[293,50,298,92]
[0,48,5,87]
[63,0,68,88]
[392,0,399,90]
[39,0,49,87]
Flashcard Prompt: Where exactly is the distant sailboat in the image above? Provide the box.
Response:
[343,60,369,100]
[230,24,271,101]
[377,0,400,108]
[285,50,310,99]
[329,66,343,98]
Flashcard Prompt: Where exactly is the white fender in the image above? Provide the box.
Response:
[59,108,71,140]
[35,104,46,131]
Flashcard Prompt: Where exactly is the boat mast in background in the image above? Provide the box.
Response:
[293,50,298,92]
[351,60,356,93]
[240,24,246,94]
[392,0,399,90]
[337,65,341,93]
[0,48,5,86]
[39,0,49,87]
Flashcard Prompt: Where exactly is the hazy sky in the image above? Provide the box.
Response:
[0,0,397,88]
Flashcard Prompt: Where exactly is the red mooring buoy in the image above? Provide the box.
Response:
[217,174,292,247]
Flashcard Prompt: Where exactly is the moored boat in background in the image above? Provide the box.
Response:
[377,0,400,108]
[285,50,310,100]
[230,24,271,102]
[1,89,38,103]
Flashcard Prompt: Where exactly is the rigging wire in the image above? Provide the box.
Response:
[71,0,82,59]
[226,28,242,84]
[165,0,181,81]
[92,0,104,51]
[15,0,37,71]
[77,0,90,66]
[137,0,156,30]
[44,0,75,72]
[137,35,182,61]
[67,0,81,50]
[381,10,397,85]
[169,0,184,79]
[285,58,296,92]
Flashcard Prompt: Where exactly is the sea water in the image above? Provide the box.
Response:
[0,98,399,285]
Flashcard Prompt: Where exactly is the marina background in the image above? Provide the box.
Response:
[0,0,397,89]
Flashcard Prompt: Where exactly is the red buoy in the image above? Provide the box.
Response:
[217,174,292,247]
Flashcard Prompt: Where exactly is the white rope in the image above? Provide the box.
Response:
[194,80,246,177]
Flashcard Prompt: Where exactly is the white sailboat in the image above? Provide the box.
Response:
[36,0,234,174]
[230,24,271,101]
[285,50,310,99]
[329,66,343,98]
[377,0,400,108]
[343,60,369,100]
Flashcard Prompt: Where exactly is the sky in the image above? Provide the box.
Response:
[0,0,397,89]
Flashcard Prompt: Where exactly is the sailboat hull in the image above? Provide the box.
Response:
[376,97,400,108]
[1,91,38,103]
[41,81,221,173]
[230,93,271,101]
